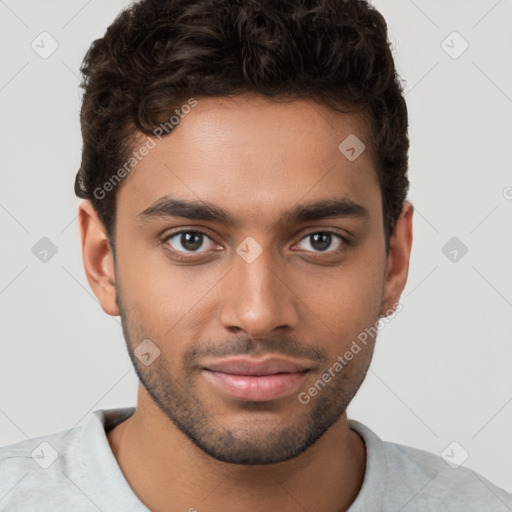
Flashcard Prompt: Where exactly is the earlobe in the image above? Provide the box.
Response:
[78,200,120,316]
[380,201,414,316]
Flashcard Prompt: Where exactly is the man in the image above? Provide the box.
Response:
[1,0,511,510]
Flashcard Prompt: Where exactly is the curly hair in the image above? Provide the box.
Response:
[75,0,409,254]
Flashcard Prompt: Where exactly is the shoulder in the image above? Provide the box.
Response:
[0,410,110,512]
[348,419,512,511]
[0,407,137,511]
[0,424,91,510]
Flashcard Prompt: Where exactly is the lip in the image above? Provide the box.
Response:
[201,357,311,402]
[202,370,309,401]
[202,356,311,376]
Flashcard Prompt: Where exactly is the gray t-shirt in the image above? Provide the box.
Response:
[1,407,511,511]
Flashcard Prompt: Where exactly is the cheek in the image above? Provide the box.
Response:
[295,246,385,341]
[116,246,224,340]
[115,220,385,348]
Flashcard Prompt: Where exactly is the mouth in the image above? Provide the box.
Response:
[201,356,312,402]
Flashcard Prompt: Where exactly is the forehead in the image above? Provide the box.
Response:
[116,95,381,230]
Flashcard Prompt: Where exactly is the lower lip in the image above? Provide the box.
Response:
[202,370,309,402]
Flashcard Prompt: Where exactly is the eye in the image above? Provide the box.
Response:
[294,231,347,253]
[163,230,218,254]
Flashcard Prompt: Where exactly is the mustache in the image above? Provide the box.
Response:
[183,335,329,370]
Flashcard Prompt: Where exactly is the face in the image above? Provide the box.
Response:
[81,94,412,465]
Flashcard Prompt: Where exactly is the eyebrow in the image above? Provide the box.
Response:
[137,196,369,227]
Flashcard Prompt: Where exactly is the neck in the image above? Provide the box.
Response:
[108,387,366,512]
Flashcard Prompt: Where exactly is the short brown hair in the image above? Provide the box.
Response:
[75,0,409,254]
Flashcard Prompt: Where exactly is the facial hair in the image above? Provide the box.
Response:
[115,282,375,465]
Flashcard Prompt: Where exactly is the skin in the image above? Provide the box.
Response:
[79,93,413,512]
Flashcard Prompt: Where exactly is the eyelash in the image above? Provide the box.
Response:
[161,229,351,260]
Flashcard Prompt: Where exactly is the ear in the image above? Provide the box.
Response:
[380,201,414,315]
[78,200,119,316]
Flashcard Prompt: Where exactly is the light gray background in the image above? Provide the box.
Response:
[1,0,511,493]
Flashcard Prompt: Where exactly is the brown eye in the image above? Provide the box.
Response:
[164,230,216,254]
[295,232,346,253]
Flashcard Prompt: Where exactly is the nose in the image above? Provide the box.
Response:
[219,244,300,339]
